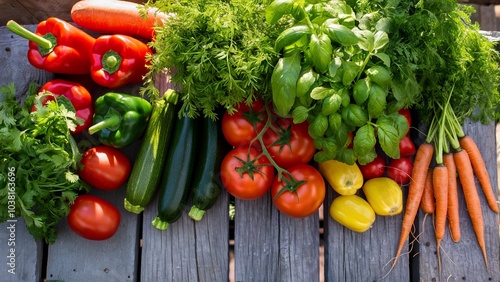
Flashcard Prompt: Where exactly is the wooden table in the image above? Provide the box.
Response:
[0,24,499,282]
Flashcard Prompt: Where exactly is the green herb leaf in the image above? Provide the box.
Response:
[271,52,302,116]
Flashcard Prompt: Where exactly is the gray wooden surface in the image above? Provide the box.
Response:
[0,23,499,282]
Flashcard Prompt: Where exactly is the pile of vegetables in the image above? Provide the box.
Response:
[1,3,499,276]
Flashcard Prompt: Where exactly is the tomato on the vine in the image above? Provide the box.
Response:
[262,118,315,168]
[221,99,267,147]
[220,146,275,200]
[78,145,131,190]
[387,157,413,185]
[67,195,121,241]
[399,136,416,157]
[271,164,325,218]
[358,155,386,180]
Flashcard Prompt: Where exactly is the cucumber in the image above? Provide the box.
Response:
[124,89,178,214]
[188,117,224,221]
[152,113,197,230]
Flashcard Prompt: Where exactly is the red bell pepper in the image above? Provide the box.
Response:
[32,79,94,134]
[90,34,152,89]
[6,18,95,74]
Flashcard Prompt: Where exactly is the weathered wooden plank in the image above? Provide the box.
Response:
[234,195,320,282]
[323,188,410,281]
[140,179,230,281]
[416,121,500,281]
[0,219,44,282]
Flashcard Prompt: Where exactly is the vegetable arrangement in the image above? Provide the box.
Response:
[1,3,499,279]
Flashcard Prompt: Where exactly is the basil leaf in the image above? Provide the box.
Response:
[376,118,401,159]
[308,113,328,138]
[296,67,318,97]
[335,148,357,165]
[271,52,302,116]
[354,29,374,52]
[353,124,377,164]
[321,93,342,116]
[328,112,342,132]
[310,33,333,74]
[292,106,309,124]
[342,60,359,86]
[367,84,387,118]
[274,24,312,52]
[353,78,370,105]
[328,57,342,82]
[266,0,294,24]
[310,86,335,100]
[373,30,389,51]
[341,104,368,127]
[366,65,391,89]
[323,19,359,45]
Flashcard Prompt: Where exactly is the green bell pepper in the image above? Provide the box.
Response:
[88,92,153,148]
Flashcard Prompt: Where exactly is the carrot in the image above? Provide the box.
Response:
[459,135,499,213]
[443,152,460,242]
[70,0,170,40]
[453,149,488,268]
[390,142,434,270]
[420,168,435,214]
[432,164,448,274]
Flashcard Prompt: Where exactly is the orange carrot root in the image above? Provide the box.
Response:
[443,152,460,242]
[459,135,499,213]
[432,165,449,274]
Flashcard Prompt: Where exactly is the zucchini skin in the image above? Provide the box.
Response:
[188,117,224,221]
[152,113,197,230]
[124,90,178,214]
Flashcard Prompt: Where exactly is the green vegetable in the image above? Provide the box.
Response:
[266,0,408,165]
[152,114,197,230]
[0,83,88,244]
[188,117,225,221]
[88,92,153,148]
[124,89,179,214]
[141,0,288,119]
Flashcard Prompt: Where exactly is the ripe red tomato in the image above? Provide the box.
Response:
[399,136,416,157]
[262,118,316,168]
[358,155,386,179]
[78,145,131,190]
[67,195,121,240]
[221,99,267,147]
[398,108,412,135]
[220,146,275,200]
[271,164,326,218]
[387,157,413,185]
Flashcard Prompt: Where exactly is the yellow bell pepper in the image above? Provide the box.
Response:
[318,159,363,195]
[329,194,376,233]
[362,177,403,216]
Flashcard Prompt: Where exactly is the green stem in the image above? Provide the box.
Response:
[6,20,52,49]
[88,115,121,135]
[102,50,122,74]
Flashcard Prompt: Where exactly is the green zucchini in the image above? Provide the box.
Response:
[124,89,178,214]
[152,113,197,230]
[188,117,224,221]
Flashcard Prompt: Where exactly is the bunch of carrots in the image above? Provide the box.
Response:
[390,87,499,273]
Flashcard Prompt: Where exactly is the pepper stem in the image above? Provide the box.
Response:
[6,20,52,49]
[102,50,122,74]
[88,115,121,135]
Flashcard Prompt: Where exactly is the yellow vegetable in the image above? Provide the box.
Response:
[329,194,376,233]
[318,159,363,195]
[362,177,403,216]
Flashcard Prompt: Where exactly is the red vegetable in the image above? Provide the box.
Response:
[32,79,94,134]
[271,164,325,218]
[387,157,413,185]
[7,18,95,74]
[90,34,152,89]
[220,146,275,200]
[221,99,267,147]
[399,135,416,157]
[78,145,131,190]
[358,155,386,180]
[398,108,412,135]
[263,118,315,168]
[67,194,121,241]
